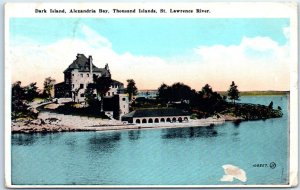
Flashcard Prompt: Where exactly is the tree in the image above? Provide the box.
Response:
[11,81,39,119]
[202,84,213,98]
[93,74,112,111]
[43,77,56,98]
[12,81,26,116]
[158,83,170,103]
[268,101,273,109]
[24,82,39,102]
[170,82,193,102]
[157,82,194,104]
[126,79,138,101]
[227,81,240,104]
[84,84,96,106]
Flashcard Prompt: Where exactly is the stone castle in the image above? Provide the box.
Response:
[54,54,129,119]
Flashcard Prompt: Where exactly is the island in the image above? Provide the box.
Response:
[11,54,284,133]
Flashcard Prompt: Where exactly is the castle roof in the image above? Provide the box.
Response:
[122,108,189,118]
[111,79,124,86]
[64,54,110,77]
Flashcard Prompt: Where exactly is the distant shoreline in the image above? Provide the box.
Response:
[137,90,290,96]
[219,91,289,96]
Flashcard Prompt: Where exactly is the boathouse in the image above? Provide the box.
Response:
[121,108,190,124]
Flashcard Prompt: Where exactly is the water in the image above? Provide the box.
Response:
[11,95,289,185]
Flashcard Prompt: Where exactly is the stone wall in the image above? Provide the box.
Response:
[132,116,189,124]
[69,70,100,102]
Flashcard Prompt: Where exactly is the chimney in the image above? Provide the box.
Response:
[89,55,93,75]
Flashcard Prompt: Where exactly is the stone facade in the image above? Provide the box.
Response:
[54,53,129,119]
[121,108,190,124]
[133,116,189,124]
[119,94,129,117]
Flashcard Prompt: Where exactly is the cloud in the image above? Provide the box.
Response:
[283,26,290,40]
[9,25,290,91]
[194,36,290,91]
[80,24,112,48]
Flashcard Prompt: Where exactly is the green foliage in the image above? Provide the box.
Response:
[43,77,56,98]
[156,82,224,117]
[126,79,138,101]
[84,85,96,106]
[154,81,283,121]
[201,84,213,98]
[268,101,273,109]
[24,82,39,101]
[194,84,224,115]
[227,81,240,104]
[221,103,283,120]
[89,74,112,111]
[12,81,39,120]
[157,83,170,103]
[190,113,198,119]
[131,97,163,110]
[157,82,193,103]
[93,75,112,97]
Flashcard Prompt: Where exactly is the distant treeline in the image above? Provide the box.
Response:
[218,91,289,96]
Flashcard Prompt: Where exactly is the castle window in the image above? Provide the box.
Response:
[87,74,89,77]
[72,84,74,88]
[81,74,83,77]
[108,92,110,96]
[80,84,84,88]
[122,98,126,101]
[80,94,84,97]
[112,92,115,95]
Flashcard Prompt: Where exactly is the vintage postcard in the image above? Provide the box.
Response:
[4,2,298,188]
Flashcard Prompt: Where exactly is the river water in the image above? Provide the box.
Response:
[11,95,289,185]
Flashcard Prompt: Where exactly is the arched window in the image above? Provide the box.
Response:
[166,118,171,122]
[160,118,165,122]
[136,119,141,124]
[148,118,153,123]
[178,117,183,123]
[172,117,177,122]
[142,119,147,123]
[154,118,159,123]
[184,117,188,121]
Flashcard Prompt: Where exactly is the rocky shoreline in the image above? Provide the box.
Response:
[11,115,232,134]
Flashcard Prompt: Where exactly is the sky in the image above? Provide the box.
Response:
[9,18,290,91]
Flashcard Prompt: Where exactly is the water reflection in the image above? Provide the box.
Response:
[161,126,218,139]
[12,133,38,146]
[12,133,63,146]
[87,132,121,153]
[231,131,240,142]
[42,133,62,144]
[128,130,141,141]
[233,120,242,127]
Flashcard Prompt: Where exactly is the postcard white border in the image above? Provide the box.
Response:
[4,2,298,188]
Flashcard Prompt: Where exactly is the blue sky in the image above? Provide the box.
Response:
[10,18,289,57]
[9,18,290,91]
